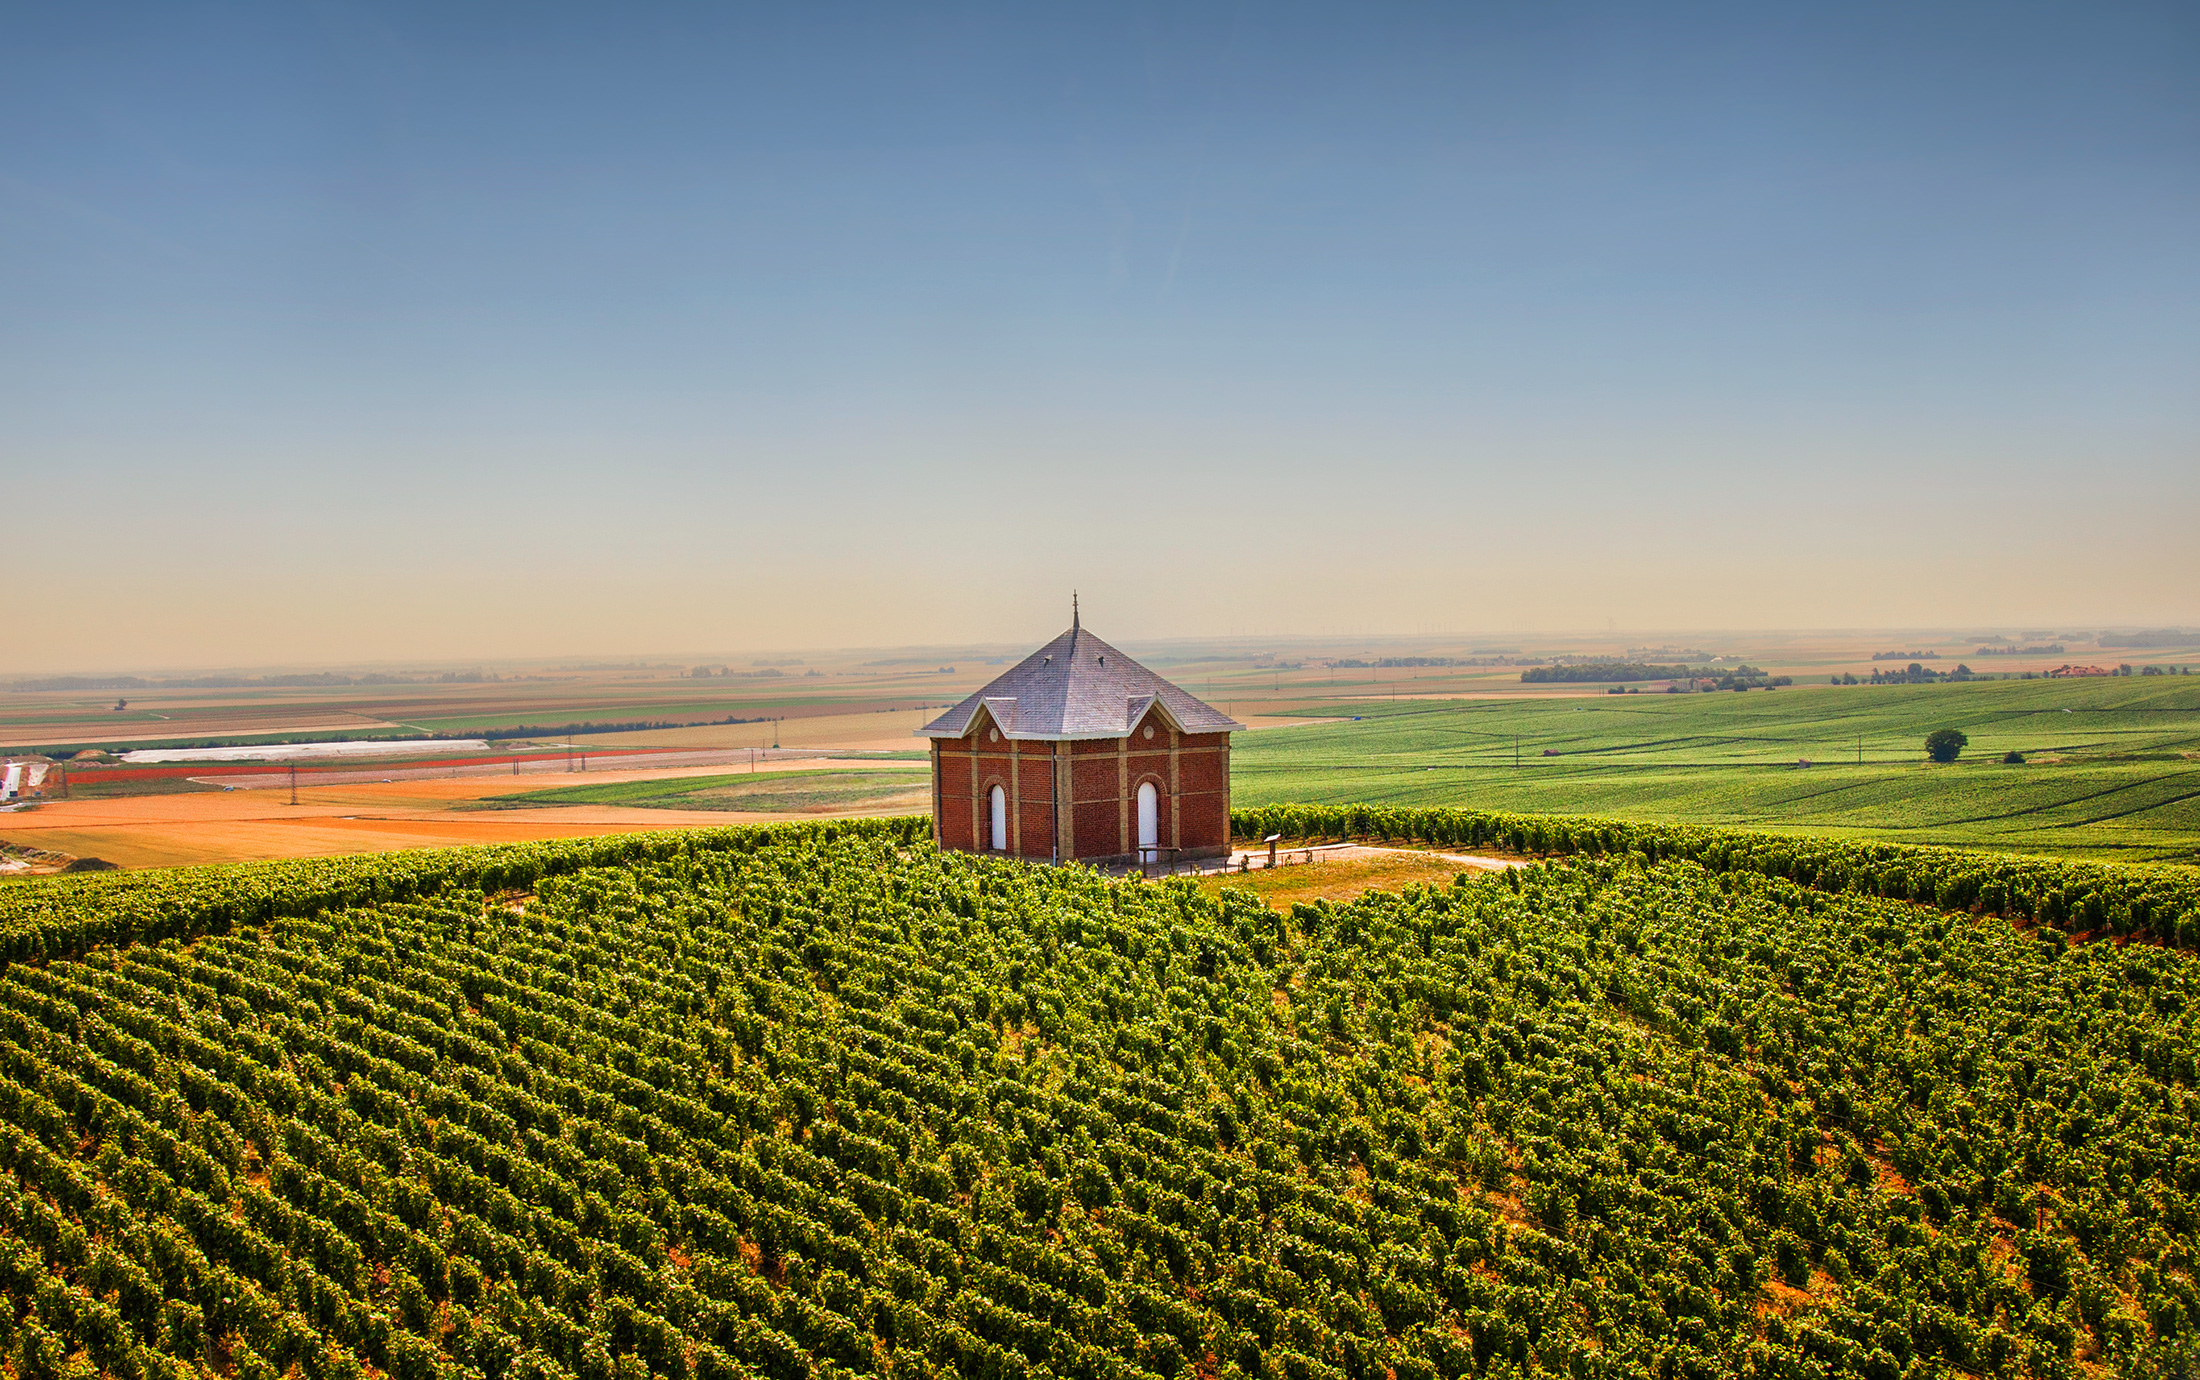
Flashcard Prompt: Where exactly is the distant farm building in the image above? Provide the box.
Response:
[0,759,54,802]
[920,609,1240,866]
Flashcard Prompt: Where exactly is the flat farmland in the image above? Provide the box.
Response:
[1233,675,2200,863]
[0,759,923,869]
[13,628,2187,754]
[570,707,939,753]
[0,658,1002,753]
[1130,627,2200,720]
[468,766,931,814]
[9,631,2195,871]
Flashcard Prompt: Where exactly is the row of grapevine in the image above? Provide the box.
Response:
[1233,803,2200,947]
[0,818,927,969]
[0,829,2194,1378]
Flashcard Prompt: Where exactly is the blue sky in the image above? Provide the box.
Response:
[5,2,2195,668]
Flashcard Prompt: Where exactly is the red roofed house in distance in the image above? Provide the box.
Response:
[919,602,1241,867]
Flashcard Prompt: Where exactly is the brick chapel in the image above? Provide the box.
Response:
[920,605,1240,866]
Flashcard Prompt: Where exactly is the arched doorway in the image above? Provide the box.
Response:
[989,784,1008,852]
[1136,781,1159,853]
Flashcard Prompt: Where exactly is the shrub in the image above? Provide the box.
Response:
[1924,728,1968,763]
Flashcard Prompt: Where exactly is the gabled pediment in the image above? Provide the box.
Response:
[965,698,1016,739]
[1125,695,1187,737]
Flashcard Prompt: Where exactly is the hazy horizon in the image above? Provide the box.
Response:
[7,2,2195,672]
[9,622,2191,681]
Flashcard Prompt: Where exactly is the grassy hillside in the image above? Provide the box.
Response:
[0,827,2194,1379]
[1234,677,2200,863]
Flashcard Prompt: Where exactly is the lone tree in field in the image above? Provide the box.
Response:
[1925,728,1968,763]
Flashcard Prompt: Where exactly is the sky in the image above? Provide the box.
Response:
[4,2,2196,671]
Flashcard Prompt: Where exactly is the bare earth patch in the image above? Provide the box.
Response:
[1194,845,1516,907]
[0,759,923,869]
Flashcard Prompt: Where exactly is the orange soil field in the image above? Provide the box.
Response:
[0,759,925,870]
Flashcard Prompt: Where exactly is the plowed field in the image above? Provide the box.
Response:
[0,761,913,869]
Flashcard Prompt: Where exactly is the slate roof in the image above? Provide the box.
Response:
[919,622,1243,741]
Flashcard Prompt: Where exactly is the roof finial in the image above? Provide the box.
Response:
[1072,590,1079,631]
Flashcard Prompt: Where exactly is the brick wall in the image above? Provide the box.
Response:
[933,707,1231,863]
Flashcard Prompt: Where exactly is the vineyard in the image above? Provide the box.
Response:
[1229,803,2200,952]
[0,820,2196,1380]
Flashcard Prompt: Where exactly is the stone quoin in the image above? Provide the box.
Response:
[919,603,1241,866]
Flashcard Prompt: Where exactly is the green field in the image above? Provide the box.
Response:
[472,767,931,813]
[1234,677,2200,864]
[399,700,880,736]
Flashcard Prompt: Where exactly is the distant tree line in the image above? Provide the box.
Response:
[1856,663,1979,685]
[1522,662,1763,684]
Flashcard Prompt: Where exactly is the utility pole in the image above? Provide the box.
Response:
[1515,735,1521,768]
[289,763,298,806]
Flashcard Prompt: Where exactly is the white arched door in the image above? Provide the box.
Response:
[1136,781,1159,852]
[989,784,1008,851]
